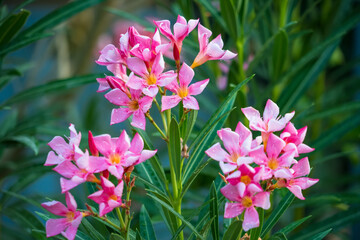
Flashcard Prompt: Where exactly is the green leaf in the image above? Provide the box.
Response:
[105,8,153,28]
[0,68,22,89]
[268,232,288,240]
[261,192,295,238]
[0,110,17,137]
[4,135,38,155]
[1,190,41,208]
[110,233,124,240]
[277,215,311,234]
[0,9,30,46]
[272,29,288,81]
[169,118,181,184]
[139,205,157,240]
[311,229,332,240]
[250,208,264,240]
[183,75,253,184]
[209,182,219,240]
[292,209,360,240]
[81,218,106,240]
[1,74,102,107]
[19,0,104,38]
[223,220,242,240]
[220,0,238,39]
[134,175,167,198]
[180,159,210,198]
[183,110,197,144]
[195,0,226,29]
[147,193,204,240]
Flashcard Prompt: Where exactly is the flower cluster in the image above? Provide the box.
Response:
[41,124,156,240]
[205,99,319,231]
[96,15,236,130]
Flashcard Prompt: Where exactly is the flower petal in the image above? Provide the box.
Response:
[243,207,259,232]
[188,79,209,96]
[161,95,181,111]
[224,202,244,218]
[183,96,199,110]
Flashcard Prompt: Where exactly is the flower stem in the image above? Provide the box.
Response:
[145,112,168,142]
[116,207,126,231]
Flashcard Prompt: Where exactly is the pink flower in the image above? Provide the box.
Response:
[105,88,153,130]
[242,99,295,134]
[53,147,106,193]
[96,44,128,79]
[92,130,157,179]
[221,182,270,231]
[161,63,209,111]
[191,24,237,68]
[88,177,124,216]
[280,122,314,157]
[41,192,83,240]
[250,133,296,179]
[205,122,253,174]
[95,75,129,93]
[45,124,81,166]
[226,164,265,186]
[126,53,177,97]
[277,157,319,200]
[154,15,198,60]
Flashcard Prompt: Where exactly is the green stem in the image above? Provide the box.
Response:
[236,39,245,83]
[116,207,126,231]
[146,112,168,142]
[154,98,168,134]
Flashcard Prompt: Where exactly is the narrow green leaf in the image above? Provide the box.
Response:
[195,0,226,29]
[140,205,157,240]
[180,159,210,198]
[110,233,124,240]
[147,193,204,240]
[0,9,30,46]
[105,8,153,28]
[261,192,295,237]
[250,208,264,240]
[1,190,41,208]
[81,218,106,240]
[169,118,181,183]
[19,0,104,37]
[268,232,288,240]
[4,135,38,155]
[134,175,167,197]
[292,209,360,240]
[311,229,332,240]
[183,110,197,144]
[277,215,311,234]
[0,110,17,137]
[0,68,22,89]
[272,29,288,81]
[183,75,253,184]
[223,220,242,240]
[1,74,102,107]
[220,0,238,39]
[198,217,214,240]
[209,182,219,240]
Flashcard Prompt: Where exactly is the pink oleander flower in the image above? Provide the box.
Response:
[126,53,177,97]
[96,75,130,93]
[53,147,106,193]
[105,88,153,130]
[277,157,319,200]
[88,177,124,216]
[129,27,170,68]
[226,164,269,186]
[161,63,209,111]
[96,44,128,80]
[191,24,237,68]
[250,133,296,179]
[45,124,81,166]
[154,15,198,60]
[41,192,83,240]
[92,130,157,179]
[205,122,254,174]
[280,122,314,157]
[221,182,270,231]
[242,99,295,147]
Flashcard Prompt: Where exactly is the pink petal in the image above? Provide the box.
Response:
[247,183,263,194]
[41,201,68,216]
[243,207,259,232]
[93,134,114,157]
[183,96,199,110]
[53,161,78,178]
[220,50,237,60]
[105,89,130,106]
[127,57,148,77]
[241,107,264,131]
[139,96,153,112]
[129,133,144,154]
[179,63,194,87]
[226,170,241,185]
[237,157,254,166]
[205,143,229,162]
[62,214,82,240]
[142,85,158,97]
[48,136,72,158]
[221,184,241,202]
[274,168,293,179]
[253,192,271,209]
[277,150,295,168]
[88,156,108,173]
[197,24,211,51]
[157,71,177,87]
[297,143,314,154]
[44,151,63,166]
[127,74,145,90]
[138,150,157,164]
[235,122,252,149]
[187,19,199,34]
[108,165,124,179]
[293,177,319,189]
[151,53,165,76]
[249,146,268,165]
[164,79,179,93]
[131,110,146,130]
[60,178,82,193]
[173,22,188,41]
[287,185,305,200]
[217,129,240,155]
[161,95,182,111]
[266,134,286,159]
[154,20,174,41]
[219,161,237,174]
[46,218,69,237]
[188,79,209,96]
[110,108,132,125]
[224,202,244,218]
[292,157,310,178]
[263,99,279,123]
[65,191,77,211]
[115,130,131,155]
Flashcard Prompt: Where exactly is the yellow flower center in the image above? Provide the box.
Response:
[109,153,121,165]
[66,211,75,222]
[128,100,139,111]
[241,175,252,185]
[177,87,188,98]
[241,196,253,208]
[230,153,240,163]
[109,194,118,201]
[146,73,157,85]
[268,158,279,170]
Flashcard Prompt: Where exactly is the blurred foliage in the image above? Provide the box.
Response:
[0,0,359,239]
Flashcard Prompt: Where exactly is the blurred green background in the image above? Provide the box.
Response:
[0,0,359,239]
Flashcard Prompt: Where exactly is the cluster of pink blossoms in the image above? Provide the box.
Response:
[205,100,319,231]
[41,124,156,240]
[95,15,236,130]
